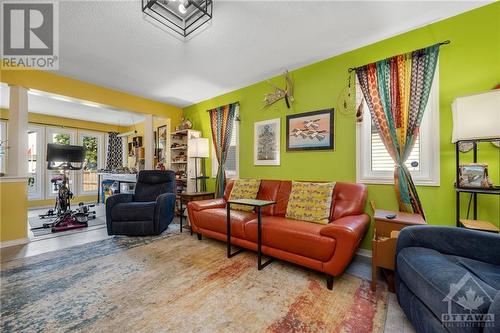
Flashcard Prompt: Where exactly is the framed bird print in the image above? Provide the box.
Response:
[286,109,335,151]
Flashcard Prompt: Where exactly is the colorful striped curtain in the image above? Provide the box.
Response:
[208,103,237,198]
[356,44,440,217]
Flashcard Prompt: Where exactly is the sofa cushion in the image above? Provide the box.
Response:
[229,179,261,211]
[245,216,336,262]
[111,202,156,221]
[456,257,500,290]
[285,181,335,224]
[256,180,282,216]
[194,208,256,238]
[397,247,498,322]
[330,182,367,220]
[134,170,175,202]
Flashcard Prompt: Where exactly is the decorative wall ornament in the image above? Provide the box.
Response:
[338,71,364,122]
[254,118,280,166]
[286,109,335,151]
[263,71,294,109]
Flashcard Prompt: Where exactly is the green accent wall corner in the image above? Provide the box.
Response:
[183,3,500,249]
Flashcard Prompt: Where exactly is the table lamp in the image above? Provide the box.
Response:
[451,89,500,143]
[189,138,209,192]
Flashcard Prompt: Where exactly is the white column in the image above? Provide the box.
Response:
[144,114,153,170]
[7,86,29,177]
[121,136,128,167]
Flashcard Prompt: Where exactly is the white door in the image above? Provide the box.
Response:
[0,121,7,175]
[77,131,104,196]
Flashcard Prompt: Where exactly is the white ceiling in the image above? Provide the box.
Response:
[44,1,494,107]
[0,83,145,126]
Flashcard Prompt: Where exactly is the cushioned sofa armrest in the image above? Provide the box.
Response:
[320,214,370,240]
[154,193,176,233]
[320,214,370,276]
[105,193,134,235]
[187,198,226,212]
[396,226,500,266]
[485,292,500,333]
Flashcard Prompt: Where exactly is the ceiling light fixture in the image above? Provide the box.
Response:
[142,0,213,38]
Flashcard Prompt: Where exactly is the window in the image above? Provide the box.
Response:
[78,131,104,195]
[27,125,44,200]
[212,115,239,179]
[356,68,439,186]
[0,121,6,175]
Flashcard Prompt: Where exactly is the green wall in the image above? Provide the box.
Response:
[184,3,500,249]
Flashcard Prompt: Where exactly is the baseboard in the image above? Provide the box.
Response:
[356,248,372,258]
[0,237,30,249]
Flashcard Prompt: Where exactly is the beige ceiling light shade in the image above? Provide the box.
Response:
[451,89,500,143]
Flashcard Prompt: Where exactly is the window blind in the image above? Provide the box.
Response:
[225,123,238,175]
[371,123,420,172]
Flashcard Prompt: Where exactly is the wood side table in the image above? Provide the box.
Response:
[179,192,215,233]
[371,209,426,291]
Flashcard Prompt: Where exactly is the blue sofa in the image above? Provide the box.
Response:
[106,170,176,236]
[396,226,500,333]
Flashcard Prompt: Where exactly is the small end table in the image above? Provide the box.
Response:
[226,199,276,270]
[179,192,215,234]
[371,209,426,291]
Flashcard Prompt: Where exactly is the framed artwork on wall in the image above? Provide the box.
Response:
[157,125,168,163]
[128,142,134,157]
[254,118,280,166]
[286,108,335,151]
[132,136,143,148]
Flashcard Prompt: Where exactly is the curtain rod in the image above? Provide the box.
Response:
[347,40,451,73]
[205,101,240,112]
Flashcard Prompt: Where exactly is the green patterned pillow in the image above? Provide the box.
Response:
[229,179,261,212]
[285,181,335,224]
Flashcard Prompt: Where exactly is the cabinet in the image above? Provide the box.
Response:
[170,129,201,211]
[371,209,426,291]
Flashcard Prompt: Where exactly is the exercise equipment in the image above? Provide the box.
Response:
[33,144,96,233]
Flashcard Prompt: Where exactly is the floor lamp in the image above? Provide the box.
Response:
[189,138,209,192]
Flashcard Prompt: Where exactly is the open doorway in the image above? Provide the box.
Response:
[0,83,171,241]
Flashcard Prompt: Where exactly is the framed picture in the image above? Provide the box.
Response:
[153,131,157,157]
[128,142,134,157]
[254,118,280,166]
[132,136,143,148]
[458,163,492,188]
[157,125,168,163]
[286,108,334,151]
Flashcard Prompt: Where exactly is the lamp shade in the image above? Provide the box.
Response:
[451,89,500,143]
[189,138,209,158]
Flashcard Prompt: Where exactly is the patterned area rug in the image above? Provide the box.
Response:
[1,232,388,332]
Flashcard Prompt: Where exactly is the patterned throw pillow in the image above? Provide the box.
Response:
[285,181,336,224]
[229,179,261,212]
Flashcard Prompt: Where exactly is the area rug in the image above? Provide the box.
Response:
[1,232,388,332]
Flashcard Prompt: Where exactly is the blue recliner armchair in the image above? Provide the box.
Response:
[396,226,500,333]
[106,170,176,236]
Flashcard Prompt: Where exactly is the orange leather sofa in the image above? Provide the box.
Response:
[187,180,369,289]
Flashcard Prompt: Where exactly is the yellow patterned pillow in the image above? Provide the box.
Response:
[229,179,261,211]
[285,181,335,224]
